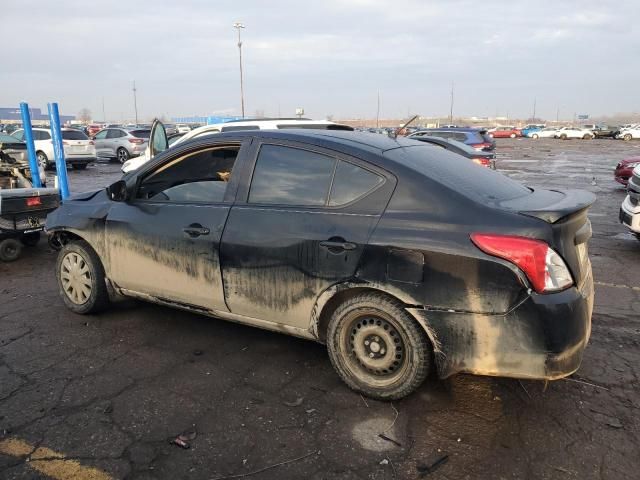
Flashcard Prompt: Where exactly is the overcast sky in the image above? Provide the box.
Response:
[2,0,638,122]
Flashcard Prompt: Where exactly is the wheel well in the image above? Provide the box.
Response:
[49,230,86,250]
[316,287,408,343]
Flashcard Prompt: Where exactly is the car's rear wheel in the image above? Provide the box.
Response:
[560,134,568,140]
[532,133,539,139]
[0,238,22,262]
[583,134,593,140]
[510,133,516,138]
[624,134,632,141]
[117,147,130,163]
[37,151,49,169]
[56,240,110,314]
[327,292,432,400]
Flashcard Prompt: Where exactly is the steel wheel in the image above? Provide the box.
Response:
[117,148,129,163]
[342,310,409,386]
[60,251,92,305]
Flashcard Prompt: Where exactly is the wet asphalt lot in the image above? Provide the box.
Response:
[1,138,639,479]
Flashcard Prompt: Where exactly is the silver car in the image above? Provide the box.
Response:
[93,128,150,163]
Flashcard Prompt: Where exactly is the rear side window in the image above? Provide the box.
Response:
[12,130,24,141]
[130,130,150,139]
[329,161,383,206]
[62,130,88,140]
[106,129,126,139]
[37,130,51,140]
[249,145,335,206]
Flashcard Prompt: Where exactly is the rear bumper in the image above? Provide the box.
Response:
[408,268,594,380]
[620,195,640,233]
[66,156,96,164]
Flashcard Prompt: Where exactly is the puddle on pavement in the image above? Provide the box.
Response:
[351,417,399,452]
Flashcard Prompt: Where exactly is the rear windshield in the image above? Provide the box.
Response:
[62,130,88,140]
[387,145,530,204]
[130,130,150,139]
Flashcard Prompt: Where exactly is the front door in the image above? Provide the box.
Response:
[220,142,392,329]
[105,140,246,311]
[93,129,109,157]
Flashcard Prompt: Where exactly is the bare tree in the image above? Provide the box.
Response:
[78,108,92,124]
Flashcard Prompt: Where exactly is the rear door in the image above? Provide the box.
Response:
[93,130,109,156]
[220,141,394,329]
[105,139,249,311]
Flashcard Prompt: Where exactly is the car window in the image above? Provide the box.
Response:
[11,130,24,141]
[329,161,383,206]
[106,129,124,139]
[248,145,335,206]
[129,129,150,139]
[94,130,108,139]
[62,130,89,140]
[0,133,21,143]
[37,130,51,140]
[136,146,239,203]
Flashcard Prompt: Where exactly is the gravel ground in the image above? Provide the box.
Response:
[1,138,639,479]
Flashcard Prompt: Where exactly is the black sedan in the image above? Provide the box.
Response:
[46,128,595,400]
[407,134,496,168]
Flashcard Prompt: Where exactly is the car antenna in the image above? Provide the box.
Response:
[391,115,420,139]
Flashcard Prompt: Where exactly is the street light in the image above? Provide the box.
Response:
[233,22,246,118]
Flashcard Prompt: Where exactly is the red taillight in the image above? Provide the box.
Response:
[472,157,491,167]
[471,142,492,151]
[128,138,144,144]
[470,233,573,294]
[26,197,42,207]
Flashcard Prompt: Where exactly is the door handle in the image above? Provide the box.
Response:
[183,224,210,238]
[320,240,357,251]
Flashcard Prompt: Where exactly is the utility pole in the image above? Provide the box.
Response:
[376,90,380,129]
[532,97,537,121]
[233,22,246,118]
[132,81,138,125]
[449,81,454,124]
[102,97,106,123]
[556,105,559,123]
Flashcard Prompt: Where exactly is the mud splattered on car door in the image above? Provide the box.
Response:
[105,144,244,310]
[220,142,393,329]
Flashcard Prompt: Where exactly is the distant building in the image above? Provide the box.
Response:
[0,107,75,124]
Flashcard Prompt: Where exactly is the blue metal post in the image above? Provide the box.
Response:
[47,103,70,200]
[19,102,42,188]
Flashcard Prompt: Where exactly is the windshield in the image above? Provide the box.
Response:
[0,133,21,143]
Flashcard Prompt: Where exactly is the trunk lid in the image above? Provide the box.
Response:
[500,188,596,287]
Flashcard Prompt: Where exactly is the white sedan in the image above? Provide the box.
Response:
[555,127,594,140]
[617,126,640,141]
[529,127,559,139]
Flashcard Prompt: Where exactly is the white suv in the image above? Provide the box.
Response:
[555,127,594,140]
[12,128,96,170]
[620,166,640,238]
[122,118,351,172]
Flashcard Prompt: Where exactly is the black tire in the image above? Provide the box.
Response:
[0,238,22,262]
[72,163,88,170]
[532,134,539,139]
[36,151,49,170]
[560,134,568,140]
[326,292,432,400]
[56,240,110,314]
[624,134,632,141]
[510,133,516,138]
[583,134,593,140]
[117,148,130,164]
[20,232,41,247]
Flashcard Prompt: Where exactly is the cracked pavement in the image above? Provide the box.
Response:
[1,139,639,479]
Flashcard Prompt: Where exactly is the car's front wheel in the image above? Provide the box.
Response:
[327,292,432,400]
[560,134,568,140]
[624,134,632,141]
[583,134,593,140]
[117,147,130,163]
[532,133,539,139]
[56,240,110,314]
[510,133,516,138]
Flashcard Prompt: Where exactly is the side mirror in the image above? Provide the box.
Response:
[107,180,128,202]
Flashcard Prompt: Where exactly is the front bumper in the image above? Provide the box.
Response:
[408,268,594,380]
[620,195,640,233]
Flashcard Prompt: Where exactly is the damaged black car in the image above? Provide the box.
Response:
[46,126,595,400]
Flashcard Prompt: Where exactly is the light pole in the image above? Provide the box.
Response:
[233,22,246,118]
[132,80,138,125]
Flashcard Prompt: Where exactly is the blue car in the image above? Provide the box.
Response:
[521,125,545,138]
[410,128,495,151]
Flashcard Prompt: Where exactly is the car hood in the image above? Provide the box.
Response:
[620,156,640,166]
